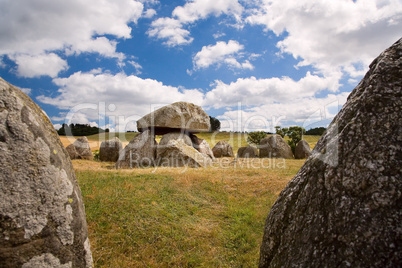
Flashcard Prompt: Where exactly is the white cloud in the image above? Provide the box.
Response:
[216,92,350,132]
[20,87,32,95]
[12,53,68,78]
[37,71,205,131]
[0,0,144,77]
[204,71,341,109]
[213,32,226,39]
[147,18,193,47]
[143,8,157,18]
[246,0,402,77]
[128,60,143,75]
[172,0,243,23]
[53,123,62,130]
[192,40,253,71]
[148,0,243,46]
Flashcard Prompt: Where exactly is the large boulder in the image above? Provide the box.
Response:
[237,145,258,158]
[137,102,210,134]
[212,141,234,158]
[259,38,402,267]
[66,137,93,160]
[156,139,213,168]
[0,77,92,267]
[190,134,214,159]
[116,130,157,168]
[259,135,293,159]
[99,137,122,162]
[294,139,311,159]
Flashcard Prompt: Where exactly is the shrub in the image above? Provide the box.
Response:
[275,126,305,153]
[247,131,267,145]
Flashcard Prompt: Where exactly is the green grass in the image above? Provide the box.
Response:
[75,157,306,267]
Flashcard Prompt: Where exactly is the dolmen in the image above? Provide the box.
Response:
[259,38,402,267]
[0,77,93,267]
[116,102,214,168]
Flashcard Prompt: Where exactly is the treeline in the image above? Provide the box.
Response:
[57,123,109,136]
[305,127,326,135]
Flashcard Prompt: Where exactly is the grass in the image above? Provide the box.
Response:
[75,158,305,267]
[64,132,321,267]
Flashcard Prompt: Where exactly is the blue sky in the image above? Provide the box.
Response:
[0,0,401,132]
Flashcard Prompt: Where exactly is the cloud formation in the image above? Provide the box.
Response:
[192,40,253,71]
[37,71,204,131]
[246,0,402,77]
[148,0,243,47]
[0,0,144,77]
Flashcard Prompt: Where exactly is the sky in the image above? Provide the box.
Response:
[0,0,401,133]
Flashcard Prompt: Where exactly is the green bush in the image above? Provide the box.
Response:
[275,126,305,153]
[247,131,267,145]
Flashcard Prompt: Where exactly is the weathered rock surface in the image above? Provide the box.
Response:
[159,132,192,147]
[137,102,210,134]
[0,77,92,267]
[294,139,311,159]
[259,38,402,267]
[190,134,214,159]
[116,130,157,168]
[99,137,122,162]
[212,141,234,158]
[66,137,93,160]
[259,135,293,159]
[156,139,213,168]
[237,145,258,158]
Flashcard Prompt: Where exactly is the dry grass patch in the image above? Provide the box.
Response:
[73,157,306,267]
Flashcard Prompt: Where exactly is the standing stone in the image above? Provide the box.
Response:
[190,134,214,159]
[259,135,293,159]
[0,77,92,267]
[137,102,210,134]
[294,139,311,159]
[99,137,122,162]
[66,137,93,160]
[116,130,157,168]
[156,139,213,168]
[259,38,402,267]
[237,145,258,158]
[212,141,234,158]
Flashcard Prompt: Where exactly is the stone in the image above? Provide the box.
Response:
[65,143,79,160]
[116,130,157,168]
[159,132,192,147]
[66,137,93,160]
[190,134,214,159]
[294,139,311,159]
[137,102,210,134]
[156,139,213,168]
[212,141,234,158]
[259,38,402,267]
[237,145,258,158]
[99,137,122,162]
[0,77,93,267]
[259,135,293,159]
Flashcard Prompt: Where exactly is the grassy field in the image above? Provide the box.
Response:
[64,133,321,267]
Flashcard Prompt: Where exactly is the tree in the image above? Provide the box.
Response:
[209,116,221,132]
[275,126,305,153]
[247,131,267,145]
